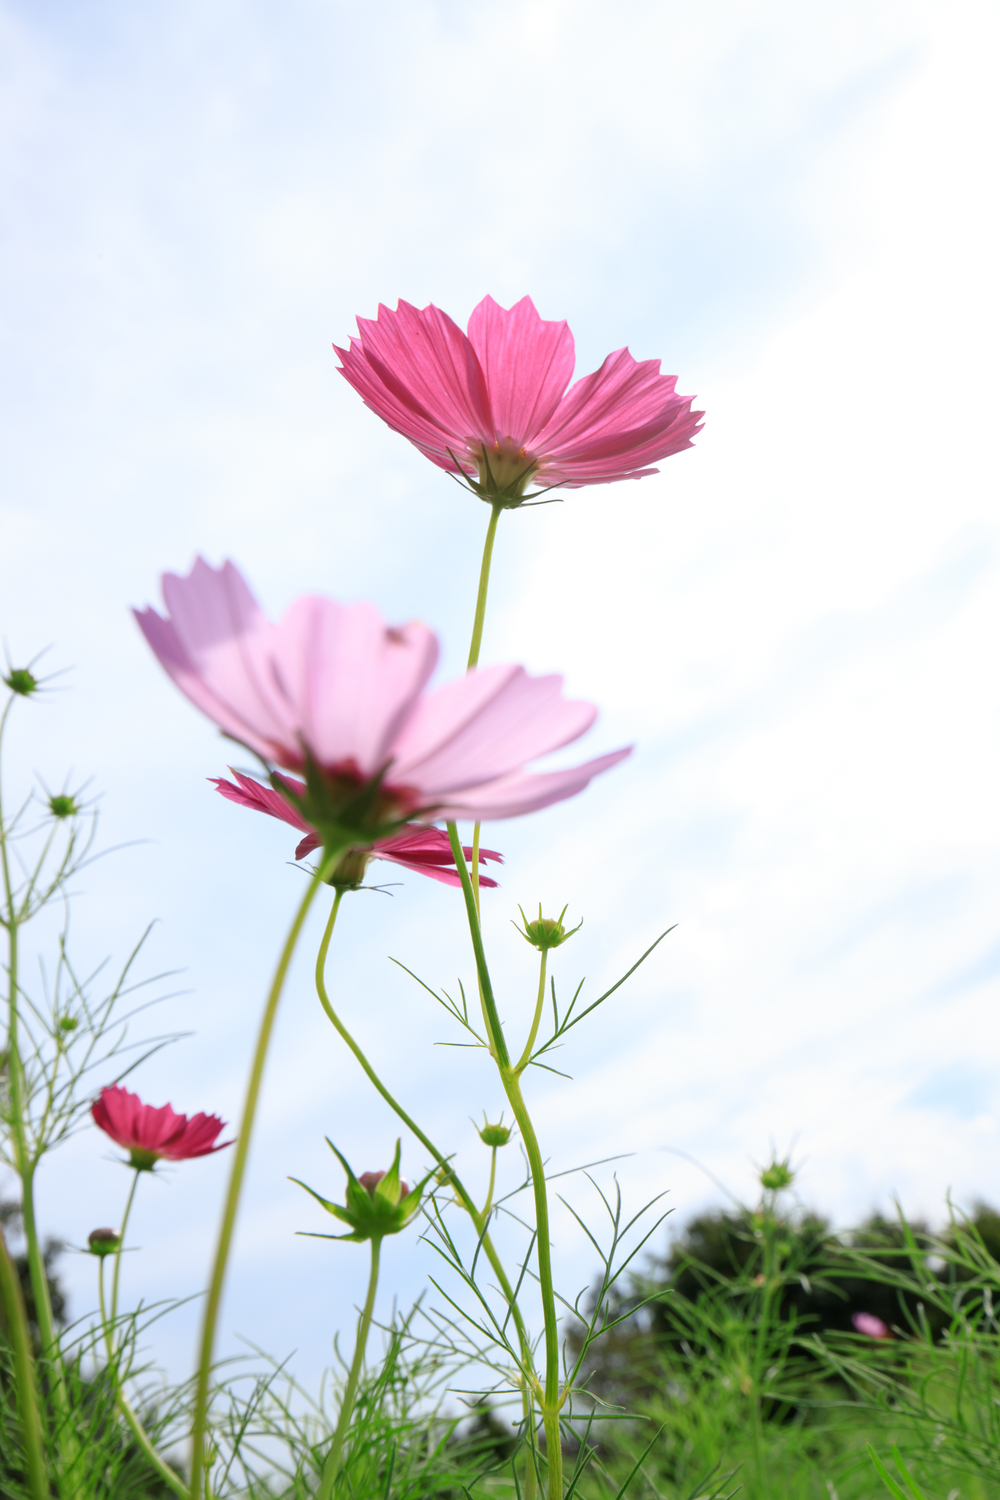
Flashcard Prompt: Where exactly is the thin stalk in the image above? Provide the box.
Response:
[445,822,509,1068]
[313,894,535,1378]
[99,1257,190,1500]
[110,1167,141,1335]
[317,1237,382,1500]
[446,831,564,1498]
[514,950,548,1075]
[0,1218,48,1500]
[189,859,337,1500]
[467,501,503,670]
[500,1070,563,1500]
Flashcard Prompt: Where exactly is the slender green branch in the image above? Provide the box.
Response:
[445,822,509,1068]
[99,1256,190,1500]
[317,1236,382,1500]
[189,857,338,1500]
[0,1217,48,1500]
[501,1069,563,1500]
[515,950,548,1075]
[110,1167,141,1335]
[313,893,535,1379]
[467,501,503,670]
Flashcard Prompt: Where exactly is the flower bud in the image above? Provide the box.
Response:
[48,794,80,819]
[479,1122,512,1148]
[759,1159,795,1193]
[292,1139,432,1244]
[3,667,38,696]
[88,1228,122,1257]
[515,904,582,952]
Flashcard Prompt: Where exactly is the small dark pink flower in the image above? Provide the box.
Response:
[212,769,502,888]
[335,295,703,497]
[852,1311,892,1339]
[92,1085,232,1171]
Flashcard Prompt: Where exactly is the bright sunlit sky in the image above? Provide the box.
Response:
[1,0,998,1396]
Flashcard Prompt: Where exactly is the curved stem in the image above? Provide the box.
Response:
[99,1258,189,1500]
[515,950,548,1075]
[467,501,503,671]
[317,1237,381,1500]
[313,894,535,1380]
[0,1216,48,1500]
[189,860,335,1500]
[110,1168,141,1338]
[445,823,509,1068]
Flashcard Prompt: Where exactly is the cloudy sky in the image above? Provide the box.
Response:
[2,0,998,1399]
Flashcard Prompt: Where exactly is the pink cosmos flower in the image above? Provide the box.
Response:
[852,1311,892,1340]
[134,558,629,844]
[213,768,503,888]
[92,1084,231,1171]
[334,295,703,500]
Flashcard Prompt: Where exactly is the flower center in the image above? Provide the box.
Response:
[473,440,538,502]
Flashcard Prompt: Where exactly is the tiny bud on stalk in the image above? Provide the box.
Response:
[515,903,582,952]
[479,1122,512,1148]
[88,1228,122,1257]
[3,667,39,696]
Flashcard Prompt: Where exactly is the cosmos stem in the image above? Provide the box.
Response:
[317,1236,381,1500]
[189,854,341,1500]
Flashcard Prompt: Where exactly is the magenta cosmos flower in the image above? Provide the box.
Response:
[92,1085,231,1171]
[134,558,629,856]
[334,295,703,503]
[213,768,503,888]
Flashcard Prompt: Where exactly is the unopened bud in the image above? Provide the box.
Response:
[479,1122,512,1148]
[88,1228,121,1257]
[358,1169,410,1200]
[3,667,38,697]
[515,904,582,952]
[759,1160,795,1192]
[49,794,80,819]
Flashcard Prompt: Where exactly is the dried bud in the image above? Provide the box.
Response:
[515,904,582,952]
[479,1122,512,1149]
[88,1228,122,1257]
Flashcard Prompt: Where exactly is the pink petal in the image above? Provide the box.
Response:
[270,597,438,775]
[335,335,475,475]
[213,770,313,833]
[336,300,493,458]
[431,746,632,821]
[390,665,597,794]
[466,295,575,447]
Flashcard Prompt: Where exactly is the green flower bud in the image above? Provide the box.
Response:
[58,1016,78,1033]
[292,1138,434,1244]
[515,904,582,952]
[48,794,80,819]
[88,1228,122,1257]
[479,1121,512,1148]
[759,1159,795,1193]
[3,667,38,696]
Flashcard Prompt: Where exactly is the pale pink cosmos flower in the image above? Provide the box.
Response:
[335,295,703,502]
[92,1084,231,1171]
[852,1311,892,1340]
[213,768,503,888]
[134,558,629,842]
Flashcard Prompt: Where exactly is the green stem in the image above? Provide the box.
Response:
[189,860,335,1500]
[447,831,564,1498]
[110,1168,141,1338]
[514,950,548,1075]
[99,1257,190,1499]
[500,1069,563,1500]
[467,501,503,671]
[313,894,535,1383]
[0,1216,48,1500]
[317,1237,382,1500]
[445,822,509,1068]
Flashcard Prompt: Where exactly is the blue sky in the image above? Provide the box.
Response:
[1,0,998,1398]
